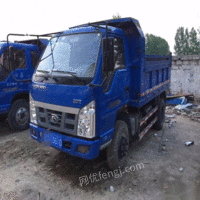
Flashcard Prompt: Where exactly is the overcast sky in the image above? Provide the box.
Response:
[0,0,199,55]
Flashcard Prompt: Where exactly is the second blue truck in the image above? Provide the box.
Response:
[0,33,60,130]
[29,18,172,170]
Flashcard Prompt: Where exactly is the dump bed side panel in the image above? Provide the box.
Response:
[129,54,172,107]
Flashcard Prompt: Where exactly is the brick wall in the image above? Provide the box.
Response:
[170,55,200,98]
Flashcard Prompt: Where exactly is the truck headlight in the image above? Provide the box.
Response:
[77,100,95,138]
[29,94,37,125]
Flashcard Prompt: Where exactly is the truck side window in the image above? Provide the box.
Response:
[113,37,126,69]
[103,37,126,93]
[31,51,39,69]
[0,50,10,81]
[14,49,26,69]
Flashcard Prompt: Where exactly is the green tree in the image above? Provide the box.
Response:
[174,27,186,55]
[145,34,170,56]
[112,13,121,19]
[174,27,200,55]
[184,28,190,55]
[189,28,200,55]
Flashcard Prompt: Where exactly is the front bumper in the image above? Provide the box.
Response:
[30,123,100,160]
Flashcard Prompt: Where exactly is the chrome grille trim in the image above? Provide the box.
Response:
[35,101,79,135]
[35,101,79,114]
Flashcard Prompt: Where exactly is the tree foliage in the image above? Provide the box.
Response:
[189,28,200,55]
[174,27,200,55]
[184,28,190,55]
[145,34,170,56]
[112,13,121,19]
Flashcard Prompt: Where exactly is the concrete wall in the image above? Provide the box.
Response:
[170,55,200,98]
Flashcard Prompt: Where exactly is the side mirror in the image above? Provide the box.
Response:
[103,37,114,72]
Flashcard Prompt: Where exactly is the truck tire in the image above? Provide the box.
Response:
[153,98,165,130]
[107,120,129,170]
[0,114,7,122]
[8,99,30,131]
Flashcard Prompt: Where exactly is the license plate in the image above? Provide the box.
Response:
[43,132,62,149]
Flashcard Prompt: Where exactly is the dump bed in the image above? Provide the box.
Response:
[101,18,172,108]
[129,54,172,107]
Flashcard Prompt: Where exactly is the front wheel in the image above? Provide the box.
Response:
[107,120,129,170]
[8,99,30,131]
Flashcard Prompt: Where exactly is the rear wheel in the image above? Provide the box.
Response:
[107,120,129,170]
[8,99,30,131]
[153,98,165,130]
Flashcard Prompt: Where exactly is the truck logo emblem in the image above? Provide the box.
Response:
[73,99,82,104]
[50,114,59,123]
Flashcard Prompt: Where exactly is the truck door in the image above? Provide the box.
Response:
[11,49,29,81]
[0,48,28,115]
[100,37,129,135]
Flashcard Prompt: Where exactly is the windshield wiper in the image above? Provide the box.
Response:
[36,69,58,82]
[36,69,50,73]
[51,69,86,84]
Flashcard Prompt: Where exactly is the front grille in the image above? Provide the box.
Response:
[36,103,79,135]
[47,109,62,127]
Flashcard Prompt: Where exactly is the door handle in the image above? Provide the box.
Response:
[126,86,129,93]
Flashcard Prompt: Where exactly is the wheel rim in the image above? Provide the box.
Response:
[15,107,29,126]
[118,136,129,160]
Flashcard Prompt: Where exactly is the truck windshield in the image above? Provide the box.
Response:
[36,33,101,79]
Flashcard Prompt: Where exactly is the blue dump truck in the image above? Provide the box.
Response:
[0,33,58,130]
[29,18,172,170]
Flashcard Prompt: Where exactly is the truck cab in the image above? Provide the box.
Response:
[30,18,171,170]
[0,37,48,130]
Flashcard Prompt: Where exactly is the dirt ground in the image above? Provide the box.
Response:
[0,114,200,200]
